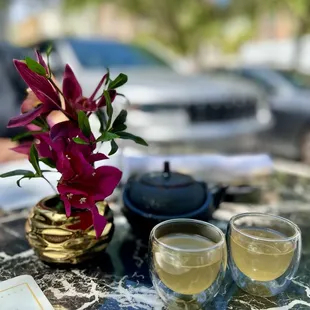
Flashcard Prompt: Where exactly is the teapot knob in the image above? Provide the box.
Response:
[163,161,171,179]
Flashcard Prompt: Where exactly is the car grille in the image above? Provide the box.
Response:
[187,99,257,123]
[133,98,257,122]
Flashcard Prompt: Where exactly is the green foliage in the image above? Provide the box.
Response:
[25,57,46,76]
[109,140,119,155]
[112,110,127,130]
[116,132,148,146]
[104,90,113,120]
[12,130,45,142]
[0,170,35,178]
[96,109,107,134]
[29,144,42,176]
[72,137,89,144]
[32,118,48,130]
[63,0,227,55]
[108,73,128,89]
[62,0,310,59]
[46,44,53,57]
[97,132,119,142]
[0,169,36,188]
[78,111,91,137]
[40,158,56,169]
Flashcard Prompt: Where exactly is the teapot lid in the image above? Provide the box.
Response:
[140,161,194,188]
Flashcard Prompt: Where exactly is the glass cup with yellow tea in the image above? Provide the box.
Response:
[149,219,227,309]
[227,213,301,297]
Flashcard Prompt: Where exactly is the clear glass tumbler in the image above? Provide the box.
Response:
[149,219,227,309]
[227,213,302,297]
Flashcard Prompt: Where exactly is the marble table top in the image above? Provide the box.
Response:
[1,165,310,309]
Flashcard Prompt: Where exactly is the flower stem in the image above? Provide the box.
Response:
[47,78,74,119]
[48,78,68,105]
[42,176,57,194]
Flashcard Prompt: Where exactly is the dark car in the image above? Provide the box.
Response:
[0,43,33,138]
[29,38,271,153]
[211,67,310,163]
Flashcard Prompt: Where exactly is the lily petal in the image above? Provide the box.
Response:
[7,105,44,128]
[90,73,108,101]
[10,141,32,155]
[35,50,48,71]
[50,121,73,141]
[14,60,60,107]
[62,64,82,103]
[61,194,72,217]
[92,166,122,201]
[90,205,107,238]
[88,153,108,164]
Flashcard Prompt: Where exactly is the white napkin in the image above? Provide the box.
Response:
[121,151,273,184]
[0,152,272,210]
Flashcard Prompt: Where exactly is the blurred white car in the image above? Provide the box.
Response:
[33,38,272,152]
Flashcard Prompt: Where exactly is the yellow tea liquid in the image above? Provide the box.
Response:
[154,233,222,295]
[231,228,294,281]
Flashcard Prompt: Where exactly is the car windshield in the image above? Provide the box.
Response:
[69,39,170,68]
[275,69,310,89]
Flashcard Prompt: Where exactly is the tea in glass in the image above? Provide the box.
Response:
[227,213,301,297]
[149,219,227,308]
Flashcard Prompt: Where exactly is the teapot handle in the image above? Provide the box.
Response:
[211,185,228,209]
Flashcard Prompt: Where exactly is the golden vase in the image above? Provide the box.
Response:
[25,195,114,264]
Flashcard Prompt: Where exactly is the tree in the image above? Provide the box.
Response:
[0,0,10,40]
[228,0,310,68]
[277,0,310,68]
[64,0,310,68]
[63,0,227,58]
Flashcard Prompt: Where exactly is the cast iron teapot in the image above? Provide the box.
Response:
[122,161,227,234]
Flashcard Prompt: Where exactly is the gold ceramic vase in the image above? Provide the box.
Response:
[25,196,114,264]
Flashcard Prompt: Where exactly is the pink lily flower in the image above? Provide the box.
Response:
[58,164,122,238]
[62,65,116,113]
[8,55,62,128]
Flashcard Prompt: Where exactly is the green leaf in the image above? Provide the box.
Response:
[40,158,56,168]
[112,109,127,128]
[116,132,148,146]
[16,176,33,188]
[105,69,110,86]
[108,73,128,89]
[96,110,107,134]
[46,44,53,57]
[97,132,119,142]
[112,124,127,132]
[55,200,65,213]
[116,93,126,98]
[104,90,113,119]
[31,118,47,129]
[73,137,89,145]
[78,111,91,137]
[29,144,42,176]
[12,130,44,142]
[0,170,35,178]
[25,57,46,76]
[109,140,118,156]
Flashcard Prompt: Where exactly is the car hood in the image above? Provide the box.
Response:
[77,68,262,104]
[272,89,310,109]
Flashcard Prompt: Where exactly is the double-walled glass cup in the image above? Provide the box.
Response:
[227,213,302,297]
[149,219,227,309]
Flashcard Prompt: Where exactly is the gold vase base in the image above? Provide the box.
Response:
[26,196,114,264]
